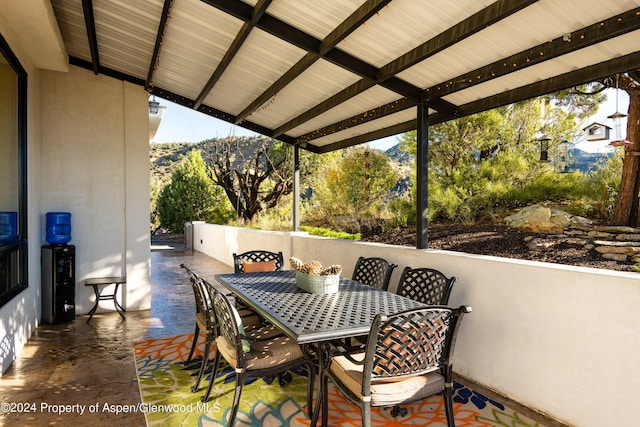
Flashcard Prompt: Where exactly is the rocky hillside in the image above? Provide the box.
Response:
[150,136,282,185]
[150,141,202,185]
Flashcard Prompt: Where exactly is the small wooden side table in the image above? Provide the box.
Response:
[84,276,126,322]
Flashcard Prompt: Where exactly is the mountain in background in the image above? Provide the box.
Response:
[571,148,612,173]
[150,141,203,185]
[150,136,276,185]
[384,143,412,164]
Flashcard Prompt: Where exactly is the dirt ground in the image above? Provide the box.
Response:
[360,222,635,272]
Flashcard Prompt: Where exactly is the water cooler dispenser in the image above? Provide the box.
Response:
[41,212,75,324]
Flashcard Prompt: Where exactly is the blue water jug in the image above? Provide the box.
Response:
[46,212,72,244]
[0,212,18,242]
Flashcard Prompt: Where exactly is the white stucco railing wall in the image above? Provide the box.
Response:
[192,223,640,427]
[193,223,300,267]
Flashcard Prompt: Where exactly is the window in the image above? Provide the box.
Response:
[0,33,27,307]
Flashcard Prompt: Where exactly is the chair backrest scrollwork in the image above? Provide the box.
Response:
[362,305,471,396]
[233,250,284,274]
[396,267,456,305]
[352,256,397,291]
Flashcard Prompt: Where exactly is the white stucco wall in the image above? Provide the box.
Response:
[192,222,640,427]
[194,223,296,268]
[40,66,151,314]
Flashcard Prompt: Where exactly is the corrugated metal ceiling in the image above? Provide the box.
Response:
[51,0,640,153]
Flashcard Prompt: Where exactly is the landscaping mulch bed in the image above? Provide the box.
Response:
[360,222,634,272]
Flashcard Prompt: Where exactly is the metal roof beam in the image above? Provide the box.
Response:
[434,51,640,125]
[146,0,172,91]
[201,0,421,102]
[426,98,458,118]
[273,79,376,137]
[234,53,319,124]
[234,0,392,124]
[290,96,456,145]
[307,4,639,145]
[194,0,273,109]
[81,0,100,74]
[377,0,539,80]
[426,7,640,102]
[317,121,413,153]
[69,56,145,86]
[281,0,536,137]
[274,83,453,141]
[294,97,415,144]
[320,0,392,56]
[201,0,319,51]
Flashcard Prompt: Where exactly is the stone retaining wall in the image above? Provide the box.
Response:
[506,205,640,263]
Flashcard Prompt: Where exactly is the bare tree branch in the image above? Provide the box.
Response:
[202,136,293,222]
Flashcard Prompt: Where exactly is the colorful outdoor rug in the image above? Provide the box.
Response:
[134,334,543,427]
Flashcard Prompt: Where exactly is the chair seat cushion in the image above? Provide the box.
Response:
[236,308,262,330]
[195,312,214,332]
[330,352,444,406]
[242,259,277,272]
[217,327,305,371]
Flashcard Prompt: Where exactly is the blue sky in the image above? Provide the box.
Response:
[152,89,629,153]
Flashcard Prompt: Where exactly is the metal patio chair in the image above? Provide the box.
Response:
[322,305,471,427]
[233,250,284,273]
[204,291,316,426]
[180,264,208,366]
[180,264,260,394]
[232,250,285,323]
[351,256,397,291]
[396,266,456,305]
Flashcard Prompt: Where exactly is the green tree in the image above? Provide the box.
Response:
[397,94,606,222]
[299,148,342,201]
[316,147,398,219]
[430,109,503,178]
[401,93,604,166]
[157,150,233,232]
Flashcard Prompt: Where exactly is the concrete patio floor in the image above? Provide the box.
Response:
[0,241,566,427]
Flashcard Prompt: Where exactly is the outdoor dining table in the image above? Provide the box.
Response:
[213,269,427,426]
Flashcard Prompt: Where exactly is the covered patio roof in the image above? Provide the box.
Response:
[50,0,640,153]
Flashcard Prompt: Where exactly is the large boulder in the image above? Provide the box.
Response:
[504,206,563,233]
[504,205,592,234]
